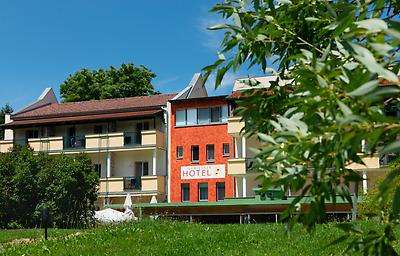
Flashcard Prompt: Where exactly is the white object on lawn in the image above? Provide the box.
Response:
[123,192,132,210]
[150,196,158,204]
[95,208,127,223]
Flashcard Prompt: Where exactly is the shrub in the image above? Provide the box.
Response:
[0,146,98,229]
[358,157,400,221]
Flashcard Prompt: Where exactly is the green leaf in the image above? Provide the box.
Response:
[264,15,274,22]
[349,43,399,82]
[208,24,230,30]
[326,235,349,248]
[338,114,364,125]
[215,66,229,87]
[337,100,352,116]
[277,0,292,4]
[336,223,363,234]
[257,133,277,144]
[381,141,400,154]
[355,18,388,33]
[392,187,400,218]
[305,17,319,22]
[348,80,379,97]
[370,43,393,56]
[385,29,400,41]
[337,223,362,234]
[233,12,241,27]
[380,167,400,194]
[364,88,400,102]
[317,75,328,88]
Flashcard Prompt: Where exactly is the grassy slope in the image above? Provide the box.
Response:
[1,221,398,256]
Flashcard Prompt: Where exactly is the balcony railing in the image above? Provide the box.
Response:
[13,138,28,147]
[28,137,63,152]
[98,176,166,194]
[0,129,165,153]
[227,116,245,136]
[64,136,86,149]
[124,132,141,146]
[123,176,142,190]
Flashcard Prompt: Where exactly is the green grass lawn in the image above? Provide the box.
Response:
[0,228,79,245]
[0,221,398,256]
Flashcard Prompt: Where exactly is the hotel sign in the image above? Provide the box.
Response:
[181,165,225,180]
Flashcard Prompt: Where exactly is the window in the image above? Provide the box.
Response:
[176,110,186,126]
[217,182,225,201]
[143,121,150,131]
[222,105,229,122]
[198,183,208,202]
[186,109,197,125]
[210,107,221,123]
[136,121,150,132]
[94,125,103,134]
[181,183,190,202]
[175,106,228,127]
[94,164,102,178]
[43,127,55,137]
[177,146,183,159]
[135,162,149,176]
[108,121,117,132]
[206,144,214,162]
[223,143,230,156]
[191,145,199,163]
[68,127,76,137]
[197,108,210,124]
[26,130,39,139]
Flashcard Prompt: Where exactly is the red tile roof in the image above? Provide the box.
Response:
[12,94,177,120]
[227,78,400,100]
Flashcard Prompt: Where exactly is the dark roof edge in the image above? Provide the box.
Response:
[1,111,163,129]
[169,95,228,103]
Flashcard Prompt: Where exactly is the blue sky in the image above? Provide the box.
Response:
[0,1,262,111]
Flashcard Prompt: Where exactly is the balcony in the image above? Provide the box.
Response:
[98,176,165,194]
[141,130,164,148]
[123,176,141,190]
[85,132,126,149]
[346,155,381,170]
[227,116,245,136]
[0,129,164,154]
[85,130,164,150]
[29,137,63,152]
[141,176,165,192]
[63,136,86,149]
[228,158,253,175]
[123,132,142,146]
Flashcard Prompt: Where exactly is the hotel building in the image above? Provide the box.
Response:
[0,73,396,216]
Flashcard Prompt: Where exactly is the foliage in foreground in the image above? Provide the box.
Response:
[0,146,98,229]
[2,221,394,256]
[60,63,157,102]
[204,0,399,254]
[359,158,400,221]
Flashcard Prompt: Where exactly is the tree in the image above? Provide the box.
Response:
[60,63,158,102]
[0,104,13,140]
[0,146,98,228]
[204,0,399,254]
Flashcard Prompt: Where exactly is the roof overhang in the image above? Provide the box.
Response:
[1,110,163,129]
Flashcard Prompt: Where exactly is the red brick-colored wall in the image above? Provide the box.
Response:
[170,98,234,203]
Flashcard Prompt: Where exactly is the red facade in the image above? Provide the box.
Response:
[170,97,234,203]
